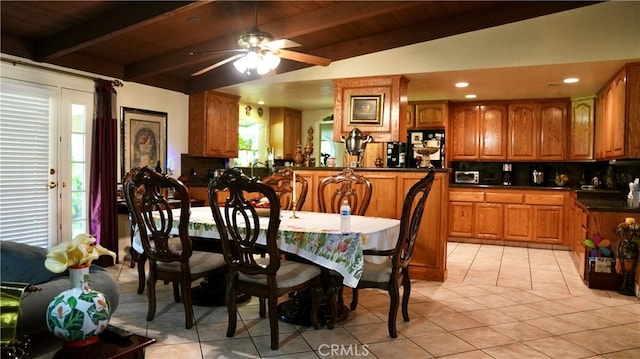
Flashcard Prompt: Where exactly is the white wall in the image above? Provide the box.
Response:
[302,109,342,166]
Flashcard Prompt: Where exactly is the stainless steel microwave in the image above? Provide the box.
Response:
[454,171,480,184]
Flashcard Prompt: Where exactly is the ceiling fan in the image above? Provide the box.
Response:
[190,4,331,76]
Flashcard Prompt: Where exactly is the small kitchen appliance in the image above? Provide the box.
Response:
[502,163,512,186]
[454,171,480,184]
[406,130,445,168]
[530,165,545,186]
[341,128,373,167]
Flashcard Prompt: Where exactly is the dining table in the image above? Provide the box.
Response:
[167,206,400,325]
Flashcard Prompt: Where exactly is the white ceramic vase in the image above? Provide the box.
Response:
[46,264,111,347]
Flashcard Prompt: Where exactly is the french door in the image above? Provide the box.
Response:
[0,78,93,248]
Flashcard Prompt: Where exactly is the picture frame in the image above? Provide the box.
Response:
[348,95,383,125]
[121,107,167,175]
[410,132,423,144]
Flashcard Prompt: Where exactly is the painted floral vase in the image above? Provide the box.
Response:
[46,264,111,347]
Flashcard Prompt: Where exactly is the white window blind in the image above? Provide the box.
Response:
[0,81,55,248]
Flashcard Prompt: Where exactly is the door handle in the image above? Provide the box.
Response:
[48,182,57,189]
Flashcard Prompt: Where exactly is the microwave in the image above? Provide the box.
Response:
[454,171,480,184]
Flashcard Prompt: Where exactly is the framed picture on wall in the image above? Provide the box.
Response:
[121,107,167,175]
[348,95,383,125]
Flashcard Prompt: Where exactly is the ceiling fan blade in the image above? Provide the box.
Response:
[263,39,301,49]
[191,54,246,76]
[278,49,331,67]
[190,49,246,56]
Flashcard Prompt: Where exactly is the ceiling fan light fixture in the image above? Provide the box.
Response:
[234,50,280,75]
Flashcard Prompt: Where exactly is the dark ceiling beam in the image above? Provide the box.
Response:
[34,1,205,61]
[187,1,597,93]
[124,1,422,80]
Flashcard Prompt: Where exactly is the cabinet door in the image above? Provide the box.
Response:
[609,72,626,158]
[283,109,302,159]
[539,101,567,160]
[479,105,507,160]
[206,93,239,158]
[448,202,474,237]
[570,98,595,160]
[532,205,563,244]
[475,203,502,239]
[503,204,532,241]
[406,104,415,129]
[508,103,537,160]
[595,90,607,159]
[450,105,479,160]
[414,101,448,129]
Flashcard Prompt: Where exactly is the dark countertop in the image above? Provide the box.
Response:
[576,199,639,213]
[450,184,572,191]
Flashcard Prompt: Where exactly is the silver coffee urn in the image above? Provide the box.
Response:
[341,128,373,167]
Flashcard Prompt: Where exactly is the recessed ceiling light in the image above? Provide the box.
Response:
[258,100,265,105]
[455,82,469,88]
[563,77,580,84]
[465,94,477,99]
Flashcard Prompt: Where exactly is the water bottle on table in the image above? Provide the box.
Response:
[340,199,351,233]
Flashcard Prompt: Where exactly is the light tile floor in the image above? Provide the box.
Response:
[33,242,640,358]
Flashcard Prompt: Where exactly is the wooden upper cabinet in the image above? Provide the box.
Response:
[595,62,640,160]
[569,97,595,160]
[188,90,239,158]
[538,101,567,160]
[479,104,508,160]
[412,101,448,129]
[269,107,302,160]
[508,102,538,160]
[406,104,415,129]
[450,105,479,160]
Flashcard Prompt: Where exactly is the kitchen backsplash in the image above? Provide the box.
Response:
[452,161,640,190]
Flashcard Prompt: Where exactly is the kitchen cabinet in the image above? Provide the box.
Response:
[269,107,302,160]
[595,63,640,160]
[410,101,448,129]
[188,90,239,158]
[479,105,508,160]
[507,101,567,161]
[450,105,480,160]
[538,101,567,160]
[569,97,595,160]
[507,103,537,160]
[449,188,567,245]
[450,103,507,161]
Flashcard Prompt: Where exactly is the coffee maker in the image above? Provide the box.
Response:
[530,164,545,186]
[502,163,512,186]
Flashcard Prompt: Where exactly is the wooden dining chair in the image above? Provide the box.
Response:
[124,166,227,329]
[122,167,149,295]
[261,167,308,211]
[317,168,372,216]
[350,168,436,338]
[317,168,373,316]
[207,167,323,350]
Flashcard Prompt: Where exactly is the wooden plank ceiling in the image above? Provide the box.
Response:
[1,1,598,95]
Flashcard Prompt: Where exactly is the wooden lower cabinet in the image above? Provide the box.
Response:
[503,204,532,241]
[475,203,502,239]
[449,188,568,246]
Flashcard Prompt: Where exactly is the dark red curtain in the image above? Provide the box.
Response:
[90,79,118,267]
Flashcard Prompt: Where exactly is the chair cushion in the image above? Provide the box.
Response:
[156,250,226,274]
[360,259,393,283]
[239,260,321,288]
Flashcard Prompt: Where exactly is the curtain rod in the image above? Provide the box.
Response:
[1,56,123,87]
